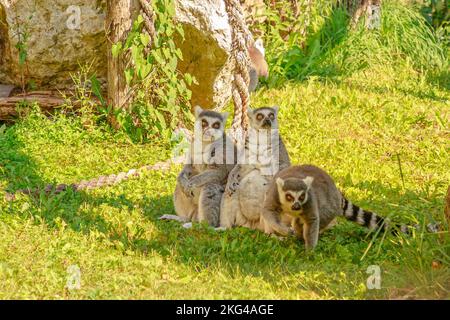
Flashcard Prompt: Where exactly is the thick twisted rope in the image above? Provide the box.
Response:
[224,0,254,143]
[5,161,173,201]
[139,0,156,54]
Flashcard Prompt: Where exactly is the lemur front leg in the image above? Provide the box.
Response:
[225,165,254,195]
[291,217,304,239]
[187,166,227,190]
[303,214,320,251]
[198,183,224,227]
[178,164,195,197]
[261,207,293,236]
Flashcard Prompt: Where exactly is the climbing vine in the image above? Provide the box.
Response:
[9,8,35,93]
[111,0,196,142]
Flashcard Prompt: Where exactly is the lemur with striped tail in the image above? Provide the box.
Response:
[262,164,438,250]
[219,106,291,231]
[162,106,236,228]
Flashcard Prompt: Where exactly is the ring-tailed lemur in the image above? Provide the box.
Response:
[248,38,269,92]
[263,164,439,250]
[219,106,290,231]
[162,106,236,227]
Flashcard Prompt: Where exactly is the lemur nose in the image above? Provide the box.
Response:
[292,203,301,211]
[263,119,271,126]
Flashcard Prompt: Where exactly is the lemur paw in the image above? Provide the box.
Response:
[276,225,294,237]
[159,214,187,222]
[187,175,203,189]
[271,234,288,241]
[427,222,440,233]
[182,185,195,198]
[226,181,239,195]
[182,222,193,229]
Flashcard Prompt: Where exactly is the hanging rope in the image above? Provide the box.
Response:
[139,0,156,54]
[224,0,254,143]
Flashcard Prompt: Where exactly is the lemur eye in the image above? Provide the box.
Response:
[286,194,294,202]
[212,122,220,129]
[299,194,306,202]
[202,120,208,128]
[269,113,275,120]
[256,113,264,121]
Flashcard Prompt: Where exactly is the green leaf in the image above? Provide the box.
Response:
[166,2,175,16]
[133,15,144,30]
[111,42,123,58]
[153,50,164,65]
[131,45,143,64]
[18,50,27,65]
[168,56,178,72]
[176,25,185,39]
[184,73,193,86]
[155,111,167,129]
[138,64,152,80]
[90,75,106,106]
[125,68,134,85]
[174,48,183,60]
[162,47,171,60]
[140,33,150,47]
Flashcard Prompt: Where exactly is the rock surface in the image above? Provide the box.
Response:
[0,0,262,110]
[0,0,107,89]
[174,0,233,110]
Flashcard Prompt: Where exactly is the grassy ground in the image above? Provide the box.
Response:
[0,64,449,299]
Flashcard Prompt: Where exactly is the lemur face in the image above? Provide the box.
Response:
[194,106,228,142]
[247,106,279,130]
[276,176,314,215]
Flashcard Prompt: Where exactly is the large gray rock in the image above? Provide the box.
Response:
[0,0,261,109]
[174,0,233,109]
[0,0,107,89]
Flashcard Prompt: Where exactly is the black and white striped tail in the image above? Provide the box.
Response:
[340,197,419,234]
[341,197,388,231]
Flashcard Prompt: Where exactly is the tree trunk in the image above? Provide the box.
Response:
[105,0,140,124]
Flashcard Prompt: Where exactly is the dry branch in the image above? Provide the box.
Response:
[0,91,94,121]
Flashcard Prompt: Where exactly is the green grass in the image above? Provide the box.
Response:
[0,62,448,299]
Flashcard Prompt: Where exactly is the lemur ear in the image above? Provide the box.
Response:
[194,105,203,118]
[303,176,314,189]
[255,38,264,47]
[221,112,229,122]
[276,177,285,189]
[272,106,279,114]
[254,38,265,56]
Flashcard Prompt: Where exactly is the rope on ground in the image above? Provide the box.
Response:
[4,160,173,201]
